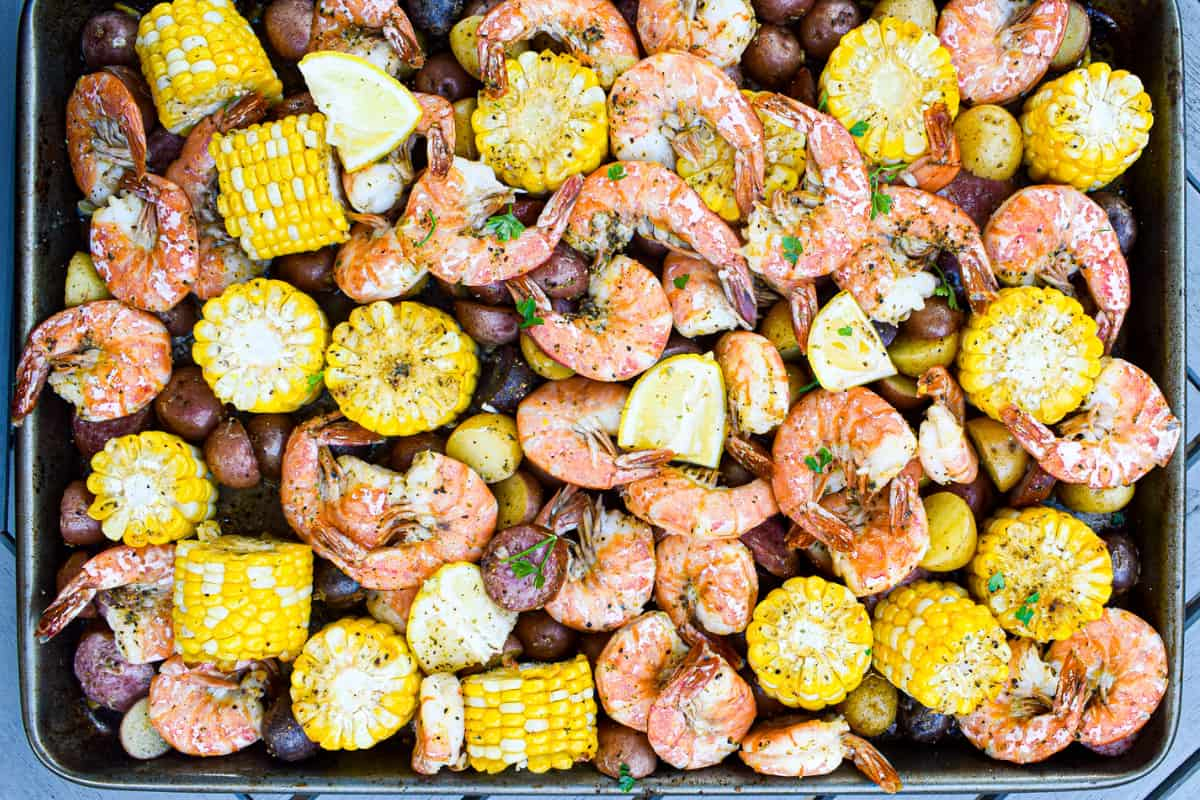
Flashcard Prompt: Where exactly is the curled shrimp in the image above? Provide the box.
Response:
[1001,357,1180,489]
[566,160,756,325]
[904,102,961,194]
[623,465,778,539]
[739,714,902,793]
[957,640,1088,764]
[544,495,656,633]
[938,0,1068,104]
[516,376,673,489]
[595,611,690,731]
[412,673,467,775]
[11,300,172,424]
[609,53,764,218]
[662,253,744,337]
[715,331,789,435]
[334,213,426,303]
[636,0,756,68]
[366,586,419,633]
[148,657,272,757]
[984,185,1131,351]
[917,366,979,485]
[476,0,638,93]
[67,71,147,207]
[1046,607,1168,748]
[646,640,756,769]
[655,534,757,642]
[508,254,672,382]
[310,0,424,74]
[35,544,175,664]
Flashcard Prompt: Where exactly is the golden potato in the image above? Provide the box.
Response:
[1057,482,1136,514]
[953,105,1023,181]
[520,332,575,380]
[449,15,528,80]
[965,417,1030,492]
[760,299,803,362]
[64,251,111,307]
[452,97,479,159]
[840,673,899,738]
[446,413,523,483]
[920,491,978,571]
[492,470,544,529]
[785,362,816,404]
[887,331,959,377]
[870,0,936,31]
[1050,1,1090,71]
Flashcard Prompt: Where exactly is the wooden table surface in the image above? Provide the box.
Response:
[2,0,1197,797]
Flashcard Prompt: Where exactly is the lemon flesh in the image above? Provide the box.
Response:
[618,353,727,468]
[808,291,897,391]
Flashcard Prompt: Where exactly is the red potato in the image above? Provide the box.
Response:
[526,243,590,300]
[74,629,155,712]
[275,247,336,293]
[454,300,522,346]
[61,480,104,546]
[513,610,577,660]
[937,169,1016,229]
[390,432,448,472]
[155,295,198,337]
[740,517,800,578]
[595,719,658,779]
[73,404,154,461]
[263,0,314,61]
[245,413,294,480]
[154,365,224,442]
[204,418,261,489]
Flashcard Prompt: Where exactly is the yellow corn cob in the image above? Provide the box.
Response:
[958,286,1104,424]
[473,50,608,193]
[192,278,330,413]
[291,618,421,750]
[172,525,313,665]
[968,507,1112,642]
[746,575,873,710]
[872,580,1011,715]
[462,654,598,774]
[210,113,349,259]
[86,430,216,546]
[1021,62,1153,191]
[136,0,282,134]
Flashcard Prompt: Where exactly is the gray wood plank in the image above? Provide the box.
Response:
[1185,189,1199,377]
[1181,0,1200,176]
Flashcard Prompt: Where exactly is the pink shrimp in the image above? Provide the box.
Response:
[310,0,424,74]
[906,102,962,194]
[623,466,779,539]
[67,71,147,207]
[662,253,745,337]
[412,673,467,774]
[655,534,758,642]
[740,714,902,792]
[333,213,426,303]
[917,366,979,485]
[595,611,690,732]
[149,657,272,756]
[715,331,790,435]
[636,0,757,68]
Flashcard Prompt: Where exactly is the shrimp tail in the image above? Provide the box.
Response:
[843,732,903,794]
[506,274,550,312]
[719,260,758,327]
[733,150,765,219]
[36,580,99,642]
[1054,650,1090,720]
[889,471,922,537]
[426,125,453,177]
[479,38,508,97]
[797,503,858,554]
[907,102,960,193]
[1000,405,1053,462]
[725,435,773,481]
[613,448,675,482]
[383,11,425,68]
[536,173,585,242]
[788,282,818,354]
[917,366,965,423]
[960,249,1000,314]
[537,484,587,532]
[1095,312,1121,355]
[10,344,50,425]
[683,629,745,671]
[311,413,388,449]
[785,522,816,549]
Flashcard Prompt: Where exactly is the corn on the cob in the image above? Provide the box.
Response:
[1021,62,1153,191]
[473,50,608,194]
[291,618,421,751]
[87,431,216,546]
[462,654,598,773]
[172,525,313,665]
[746,575,873,710]
[957,286,1104,424]
[192,278,329,413]
[872,580,1011,715]
[210,113,349,259]
[136,0,282,134]
[968,507,1112,642]
[325,301,479,436]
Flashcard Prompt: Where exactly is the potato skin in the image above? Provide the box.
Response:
[263,0,314,61]
[513,609,577,660]
[155,365,224,442]
[1050,0,1090,70]
[204,418,262,489]
[446,413,523,482]
[73,405,154,460]
[389,432,448,473]
[245,413,294,480]
[61,479,104,546]
[262,695,321,762]
[595,719,658,779]
[74,629,155,712]
[941,470,998,522]
[275,247,336,293]
[527,243,590,300]
[953,105,1023,181]
[937,170,1016,229]
[492,470,544,530]
[313,559,366,609]
[414,51,478,101]
[155,295,199,337]
[840,673,899,737]
[741,24,805,89]
[740,517,800,578]
[1102,531,1140,595]
[1090,192,1138,255]
[965,417,1029,493]
[800,0,862,60]
[873,374,927,413]
[919,491,977,572]
[887,331,959,377]
[899,297,965,341]
[81,10,139,69]
[473,344,541,413]
[480,525,569,611]
[1057,482,1136,514]
[454,300,522,346]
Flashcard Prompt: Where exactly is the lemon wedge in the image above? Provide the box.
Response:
[808,291,897,391]
[618,353,726,468]
[298,51,422,171]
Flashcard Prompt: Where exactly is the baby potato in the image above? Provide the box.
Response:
[1050,1,1090,71]
[446,412,523,482]
[869,0,936,31]
[965,417,1030,492]
[919,491,978,571]
[1057,482,1136,514]
[873,373,927,412]
[761,299,802,361]
[65,251,111,307]
[449,15,528,79]
[840,673,899,738]
[452,98,479,159]
[520,332,575,380]
[953,105,1023,181]
[492,469,544,529]
[785,362,816,404]
[887,331,959,377]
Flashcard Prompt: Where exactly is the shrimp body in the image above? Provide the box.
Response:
[11,300,172,424]
[333,214,426,303]
[566,161,756,325]
[149,657,270,756]
[516,376,673,489]
[90,174,200,312]
[715,331,789,435]
[646,641,756,769]
[1046,607,1168,748]
[310,0,424,74]
[509,255,672,381]
[739,715,902,793]
[623,467,778,539]
[412,673,467,775]
[906,102,961,193]
[655,534,757,640]
[662,253,743,337]
[636,0,756,68]
[67,71,147,207]
[937,0,1068,104]
[984,185,1130,350]
[917,366,979,485]
[476,0,638,92]
[98,583,176,666]
[595,611,690,731]
[1001,358,1180,489]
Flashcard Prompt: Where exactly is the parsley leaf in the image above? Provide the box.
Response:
[516,297,544,329]
[987,572,1005,593]
[805,446,833,473]
[608,163,627,181]
[848,120,869,137]
[618,763,636,792]
[1014,591,1040,626]
[931,262,960,311]
[501,533,558,590]
[871,190,893,219]
[484,206,526,241]
[837,325,853,336]
[673,273,690,290]
[817,90,829,112]
[867,163,905,220]
[306,372,324,390]
[796,378,820,395]
[415,211,437,247]
[782,235,803,265]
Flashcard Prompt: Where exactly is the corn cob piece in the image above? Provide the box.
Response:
[87,430,216,546]
[462,654,598,773]
[210,113,349,259]
[136,0,282,134]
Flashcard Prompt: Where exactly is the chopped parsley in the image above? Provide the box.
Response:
[837,325,853,336]
[795,378,820,395]
[484,206,526,241]
[1014,591,1040,626]
[805,446,833,473]
[931,262,960,311]
[817,90,829,112]
[848,120,869,137]
[617,763,636,792]
[516,297,544,329]
[415,211,437,247]
[868,163,906,220]
[987,572,1005,593]
[306,372,324,390]
[501,533,558,589]
[782,235,803,265]
[608,163,627,181]
[673,273,690,290]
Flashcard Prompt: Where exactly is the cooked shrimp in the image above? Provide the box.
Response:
[97,583,175,666]
[310,0,424,74]
[149,657,271,756]
[646,640,756,769]
[333,213,426,303]
[609,53,764,217]
[655,534,757,642]
[366,586,419,633]
[623,465,778,539]
[937,0,1068,104]
[595,611,690,731]
[412,673,467,775]
[1001,357,1180,489]
[917,366,979,485]
[508,254,672,382]
[905,102,961,193]
[715,331,789,435]
[67,71,147,207]
[35,544,175,663]
[566,160,756,325]
[1046,607,1168,748]
[662,253,744,336]
[984,185,1131,351]
[739,715,902,793]
[11,300,172,424]
[958,640,1088,764]
[544,495,656,632]
[516,376,673,489]
[636,0,756,68]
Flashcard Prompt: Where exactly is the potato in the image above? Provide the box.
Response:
[390,431,447,472]
[899,296,965,341]
[527,243,590,300]
[155,365,224,442]
[741,24,805,89]
[64,252,111,307]
[1102,531,1140,595]
[263,0,313,61]
[784,363,816,405]
[800,0,862,60]
[455,300,521,346]
[965,417,1030,492]
[119,697,171,760]
[473,344,541,413]
[887,331,959,377]
[786,66,817,108]
[204,418,261,489]
[314,559,366,609]
[899,694,956,743]
[1051,1,1090,70]
[937,169,1016,229]
[81,10,140,69]
[446,412,523,482]
[514,609,577,660]
[246,413,294,480]
[146,127,186,175]
[579,630,613,666]
[263,695,320,762]
[942,470,998,521]
[520,332,575,380]
[1090,191,1138,255]
[595,719,658,780]
[74,630,155,712]
[408,0,467,36]
[414,52,478,102]
[740,517,800,578]
[870,0,935,30]
[840,672,898,737]
[73,405,153,460]
[873,374,927,413]
[452,97,479,159]
[156,295,199,337]
[276,247,336,293]
[492,470,544,529]
[1057,482,1136,514]
[760,299,802,361]
[449,15,529,80]
[61,479,104,546]
[953,105,1023,181]
[753,0,814,25]
[919,492,977,571]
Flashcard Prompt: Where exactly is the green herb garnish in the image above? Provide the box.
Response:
[848,120,869,137]
[796,378,820,395]
[1014,591,1040,626]
[516,297,544,329]
[618,763,636,792]
[673,273,690,290]
[608,163,627,181]
[931,262,960,311]
[987,572,1005,593]
[817,90,829,112]
[867,163,906,220]
[501,533,558,589]
[415,211,437,247]
[782,235,803,265]
[805,446,833,473]
[484,206,526,241]
[837,325,853,336]
[306,372,324,390]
